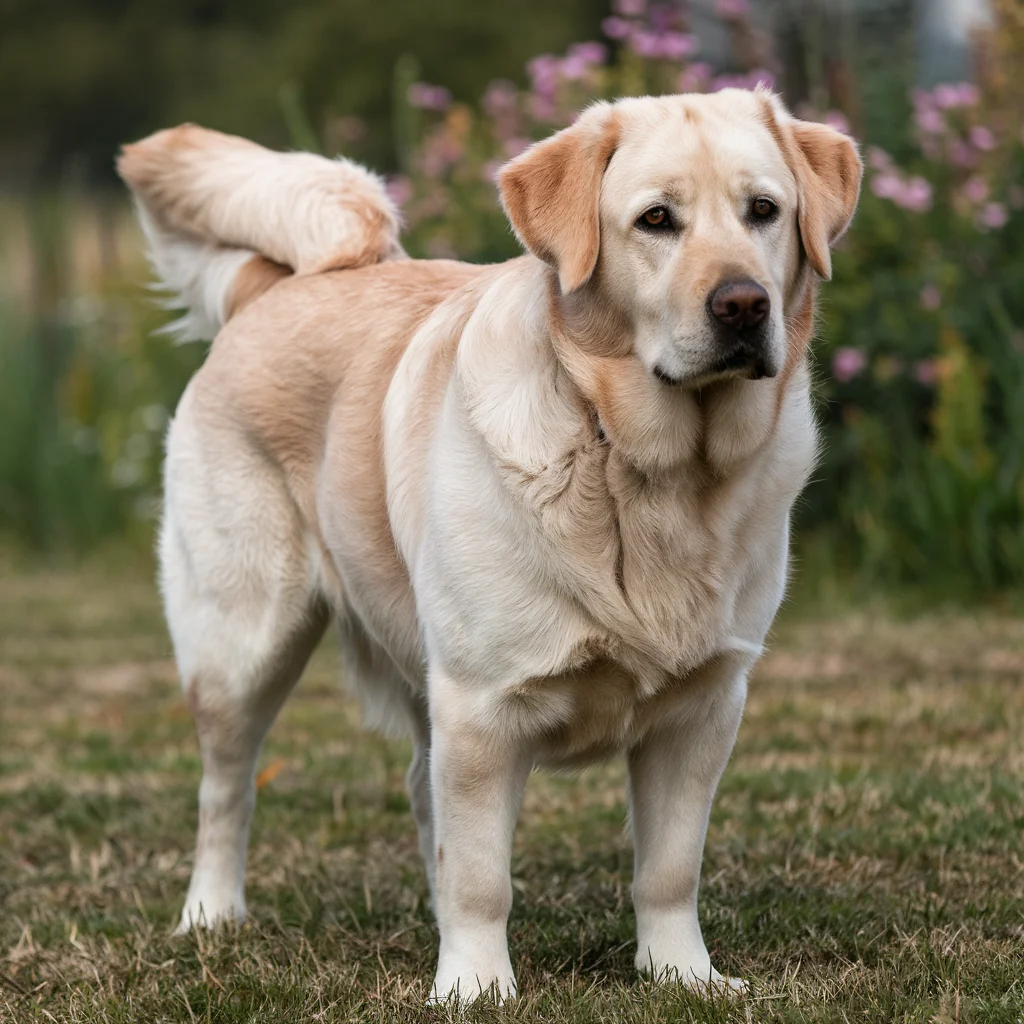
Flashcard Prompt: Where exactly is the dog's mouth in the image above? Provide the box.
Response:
[653,344,776,389]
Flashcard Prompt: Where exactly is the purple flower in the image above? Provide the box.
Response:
[629,30,662,58]
[913,359,939,386]
[962,175,988,204]
[977,202,1008,230]
[947,139,977,168]
[483,80,518,117]
[601,16,633,40]
[503,136,531,158]
[678,62,712,93]
[407,82,451,111]
[915,106,944,134]
[824,110,851,135]
[614,0,646,14]
[480,160,502,185]
[569,41,608,65]
[969,125,996,151]
[714,0,751,18]
[867,147,893,172]
[660,31,699,60]
[833,347,867,383]
[933,82,980,109]
[629,29,698,60]
[385,175,412,208]
[919,284,941,311]
[560,53,591,80]
[898,176,933,213]
[870,172,903,200]
[527,55,560,98]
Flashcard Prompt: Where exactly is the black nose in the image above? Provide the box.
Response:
[709,280,770,330]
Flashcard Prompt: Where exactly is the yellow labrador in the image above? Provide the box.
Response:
[118,88,861,1001]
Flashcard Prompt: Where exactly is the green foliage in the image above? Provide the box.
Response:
[0,0,606,179]
[1,3,1022,601]
[0,283,202,551]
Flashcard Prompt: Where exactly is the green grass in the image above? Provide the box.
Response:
[1,552,1022,1022]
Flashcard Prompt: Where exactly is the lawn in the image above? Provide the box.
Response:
[1,551,1022,1022]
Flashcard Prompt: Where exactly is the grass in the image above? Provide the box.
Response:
[1,551,1022,1023]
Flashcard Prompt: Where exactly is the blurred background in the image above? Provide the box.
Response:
[1,0,1020,601]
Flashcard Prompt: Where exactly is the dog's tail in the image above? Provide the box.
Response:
[116,124,404,341]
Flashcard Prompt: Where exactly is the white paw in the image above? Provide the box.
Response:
[638,956,747,996]
[174,895,246,935]
[428,963,517,1005]
[683,969,748,996]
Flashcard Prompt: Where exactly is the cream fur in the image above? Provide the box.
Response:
[118,89,861,1003]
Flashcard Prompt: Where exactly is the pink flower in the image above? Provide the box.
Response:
[824,110,851,135]
[407,82,451,111]
[678,62,712,93]
[913,359,939,386]
[867,147,893,172]
[569,41,608,65]
[614,0,645,14]
[969,125,996,151]
[480,160,502,185]
[934,82,980,109]
[527,55,560,97]
[915,106,944,134]
[560,53,591,80]
[483,80,518,117]
[919,284,941,311]
[385,175,412,208]
[714,0,750,18]
[503,136,531,158]
[963,175,988,204]
[947,139,977,168]
[660,32,699,60]
[833,347,867,383]
[629,31,662,58]
[977,202,1008,230]
[898,176,933,213]
[601,16,632,40]
[870,172,902,200]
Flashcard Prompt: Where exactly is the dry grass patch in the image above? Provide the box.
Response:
[1,555,1022,1022]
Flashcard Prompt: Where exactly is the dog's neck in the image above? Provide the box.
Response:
[546,277,810,479]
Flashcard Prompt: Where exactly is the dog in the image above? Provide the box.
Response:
[117,87,861,1001]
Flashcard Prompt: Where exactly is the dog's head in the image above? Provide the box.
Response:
[499,89,861,390]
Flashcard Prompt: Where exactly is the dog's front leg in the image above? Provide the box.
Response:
[427,666,532,1004]
[628,660,748,993]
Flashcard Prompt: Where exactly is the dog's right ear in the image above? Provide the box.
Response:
[498,103,619,295]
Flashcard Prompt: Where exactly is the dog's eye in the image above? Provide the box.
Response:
[637,206,673,230]
[750,197,778,221]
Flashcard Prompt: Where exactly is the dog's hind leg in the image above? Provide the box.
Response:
[162,385,328,932]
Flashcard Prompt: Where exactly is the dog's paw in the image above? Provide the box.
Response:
[638,957,747,997]
[683,970,748,996]
[174,896,246,935]
[428,964,517,1005]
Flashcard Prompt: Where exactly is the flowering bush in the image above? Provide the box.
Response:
[3,1,1021,598]
[384,0,1024,596]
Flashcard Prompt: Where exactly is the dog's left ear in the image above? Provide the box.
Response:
[498,103,619,294]
[786,118,863,281]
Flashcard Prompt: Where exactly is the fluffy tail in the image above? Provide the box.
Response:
[117,124,404,341]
